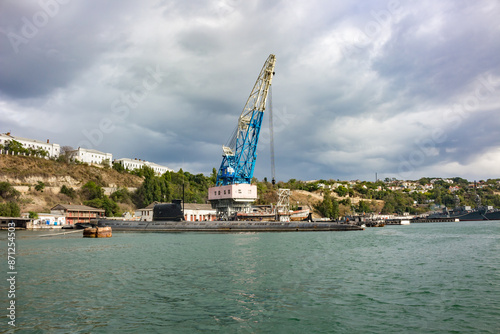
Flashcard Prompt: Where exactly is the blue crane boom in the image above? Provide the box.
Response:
[215,54,276,186]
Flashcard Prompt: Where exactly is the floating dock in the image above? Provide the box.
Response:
[411,218,460,223]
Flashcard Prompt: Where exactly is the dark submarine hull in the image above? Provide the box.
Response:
[98,220,364,232]
[99,202,364,232]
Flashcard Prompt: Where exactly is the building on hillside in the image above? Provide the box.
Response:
[51,204,105,225]
[136,202,217,221]
[135,202,159,221]
[0,217,32,229]
[115,158,173,175]
[401,182,417,189]
[69,147,112,167]
[0,132,60,158]
[184,203,217,221]
[32,213,66,227]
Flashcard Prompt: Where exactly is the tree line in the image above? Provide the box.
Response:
[2,153,500,219]
[57,166,215,217]
[0,139,49,157]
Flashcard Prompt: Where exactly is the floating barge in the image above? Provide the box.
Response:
[83,226,112,238]
[411,217,459,223]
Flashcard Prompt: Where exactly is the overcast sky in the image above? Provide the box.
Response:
[1,0,499,182]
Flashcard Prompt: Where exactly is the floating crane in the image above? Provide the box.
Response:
[208,54,276,220]
[216,54,276,185]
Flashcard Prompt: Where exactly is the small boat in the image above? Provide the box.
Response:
[74,222,95,229]
[236,211,276,221]
[288,209,310,221]
[61,223,93,229]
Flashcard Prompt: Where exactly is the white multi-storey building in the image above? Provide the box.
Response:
[0,132,60,158]
[69,147,112,167]
[115,158,173,175]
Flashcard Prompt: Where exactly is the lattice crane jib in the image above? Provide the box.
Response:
[216,54,276,186]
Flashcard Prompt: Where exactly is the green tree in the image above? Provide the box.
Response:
[335,186,348,197]
[306,182,319,192]
[134,166,170,207]
[358,200,371,213]
[85,197,121,217]
[418,177,431,186]
[29,211,39,219]
[60,185,77,199]
[132,167,213,207]
[35,181,45,192]
[28,147,48,157]
[315,191,340,219]
[354,184,368,195]
[110,187,133,205]
[210,167,217,185]
[0,182,20,201]
[339,198,351,206]
[0,202,20,217]
[112,162,125,173]
[80,181,104,200]
[381,202,395,214]
[4,140,27,155]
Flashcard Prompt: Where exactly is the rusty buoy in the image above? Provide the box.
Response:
[83,226,112,238]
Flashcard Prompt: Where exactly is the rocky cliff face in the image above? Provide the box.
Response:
[0,175,80,187]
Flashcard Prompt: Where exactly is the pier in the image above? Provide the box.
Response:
[411,217,459,223]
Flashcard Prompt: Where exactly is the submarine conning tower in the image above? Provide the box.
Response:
[153,200,184,221]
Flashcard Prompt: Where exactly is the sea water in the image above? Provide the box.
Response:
[1,221,499,333]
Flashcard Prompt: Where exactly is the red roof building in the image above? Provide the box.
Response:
[51,204,105,225]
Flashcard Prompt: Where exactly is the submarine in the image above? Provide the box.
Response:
[98,200,364,232]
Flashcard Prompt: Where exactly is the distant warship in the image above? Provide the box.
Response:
[428,195,500,221]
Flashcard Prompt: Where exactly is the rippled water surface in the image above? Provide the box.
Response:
[1,221,499,333]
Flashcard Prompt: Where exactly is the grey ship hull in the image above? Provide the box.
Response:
[428,210,500,221]
[98,220,364,232]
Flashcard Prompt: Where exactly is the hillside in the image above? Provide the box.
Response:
[0,155,143,187]
[0,155,144,213]
[290,189,385,218]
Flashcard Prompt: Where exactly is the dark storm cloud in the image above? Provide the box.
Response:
[0,1,136,98]
[0,0,499,181]
[372,1,500,103]
[433,109,500,165]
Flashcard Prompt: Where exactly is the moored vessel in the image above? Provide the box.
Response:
[427,195,500,221]
[98,202,362,232]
